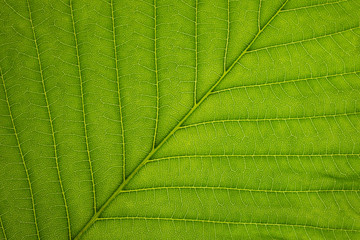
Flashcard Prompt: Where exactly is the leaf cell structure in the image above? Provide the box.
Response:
[1,0,360,239]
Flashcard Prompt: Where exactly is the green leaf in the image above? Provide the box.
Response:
[1,0,360,239]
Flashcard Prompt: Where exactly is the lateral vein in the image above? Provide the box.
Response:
[26,1,71,238]
[1,71,20,240]
[69,0,97,214]
[121,186,360,194]
[149,153,360,163]
[212,70,360,94]
[194,0,198,105]
[152,0,160,149]
[98,216,360,232]
[224,0,230,71]
[247,25,360,54]
[178,111,360,130]
[110,0,126,181]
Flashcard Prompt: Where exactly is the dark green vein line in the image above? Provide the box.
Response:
[73,1,289,238]
[69,0,97,214]
[26,1,71,239]
[98,216,360,232]
[178,111,360,130]
[1,72,19,240]
[152,0,160,149]
[121,186,360,194]
[110,0,126,181]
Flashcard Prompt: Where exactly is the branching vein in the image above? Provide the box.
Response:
[212,70,360,94]
[149,153,360,163]
[152,0,160,149]
[1,70,20,240]
[69,0,97,214]
[26,0,71,238]
[121,186,360,194]
[281,0,348,12]
[178,111,360,130]
[194,0,198,105]
[110,0,126,181]
[98,216,360,232]
[247,25,360,54]
[224,0,230,72]
[0,215,6,240]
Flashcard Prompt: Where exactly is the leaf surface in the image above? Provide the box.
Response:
[1,0,360,239]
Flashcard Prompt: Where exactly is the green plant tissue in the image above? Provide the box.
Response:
[1,0,360,239]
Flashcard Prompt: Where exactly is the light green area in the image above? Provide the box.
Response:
[0,0,360,239]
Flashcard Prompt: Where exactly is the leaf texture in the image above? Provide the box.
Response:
[1,0,360,239]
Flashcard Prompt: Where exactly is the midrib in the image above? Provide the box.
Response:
[73,0,289,239]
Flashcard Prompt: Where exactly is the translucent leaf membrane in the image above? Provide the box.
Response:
[0,0,359,239]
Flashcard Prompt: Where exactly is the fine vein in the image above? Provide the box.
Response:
[74,1,289,238]
[26,0,71,238]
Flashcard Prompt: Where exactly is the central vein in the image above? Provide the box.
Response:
[73,0,289,239]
